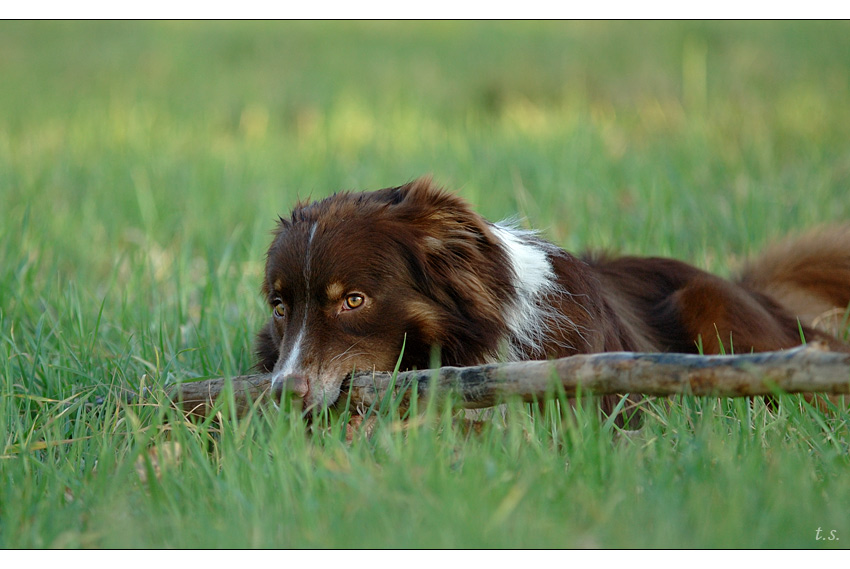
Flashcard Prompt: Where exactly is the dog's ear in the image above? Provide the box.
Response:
[377,177,512,337]
[383,176,497,245]
[393,175,438,202]
[369,175,441,208]
[390,176,461,211]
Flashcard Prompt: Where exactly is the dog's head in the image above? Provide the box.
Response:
[256,177,513,410]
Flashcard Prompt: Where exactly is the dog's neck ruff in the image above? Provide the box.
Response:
[491,222,582,358]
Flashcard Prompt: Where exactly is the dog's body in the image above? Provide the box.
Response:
[256,178,850,411]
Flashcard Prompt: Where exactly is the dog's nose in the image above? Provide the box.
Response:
[282,374,309,398]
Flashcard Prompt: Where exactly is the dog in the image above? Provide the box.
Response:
[255,177,850,413]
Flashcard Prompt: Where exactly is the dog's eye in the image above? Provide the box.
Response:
[273,302,286,319]
[343,293,365,310]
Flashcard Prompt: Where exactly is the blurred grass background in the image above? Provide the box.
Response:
[1,21,850,548]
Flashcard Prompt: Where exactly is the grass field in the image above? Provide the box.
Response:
[2,21,850,549]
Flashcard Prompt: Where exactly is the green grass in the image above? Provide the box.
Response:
[2,21,850,548]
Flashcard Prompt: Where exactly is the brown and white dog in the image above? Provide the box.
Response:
[255,177,850,412]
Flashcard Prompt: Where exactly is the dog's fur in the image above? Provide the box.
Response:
[256,177,850,411]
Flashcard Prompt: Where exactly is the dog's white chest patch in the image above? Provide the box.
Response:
[490,222,582,357]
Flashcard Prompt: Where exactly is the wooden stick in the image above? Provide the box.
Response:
[174,374,280,418]
[171,343,850,418]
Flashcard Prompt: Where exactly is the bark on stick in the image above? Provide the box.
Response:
[172,343,850,418]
